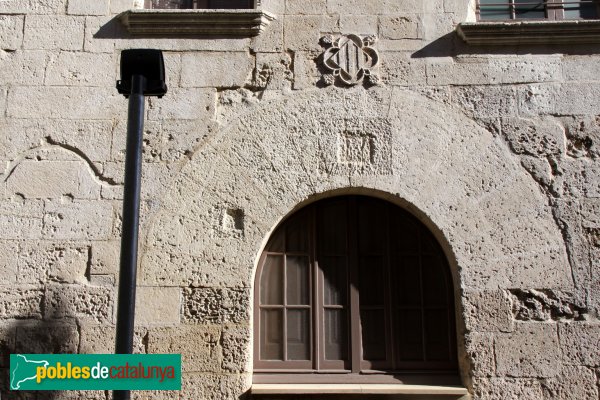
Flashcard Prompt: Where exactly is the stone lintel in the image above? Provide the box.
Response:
[119,9,276,36]
[457,20,600,45]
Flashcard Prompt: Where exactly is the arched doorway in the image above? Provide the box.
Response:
[253,195,458,383]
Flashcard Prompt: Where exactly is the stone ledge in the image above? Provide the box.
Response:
[119,9,276,36]
[251,383,470,396]
[457,20,600,45]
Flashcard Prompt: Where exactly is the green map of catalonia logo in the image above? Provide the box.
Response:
[10,353,181,391]
[11,354,49,390]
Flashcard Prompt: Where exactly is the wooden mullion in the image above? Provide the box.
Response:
[417,227,427,362]
[313,205,322,371]
[348,197,361,374]
[384,203,394,370]
[282,222,288,362]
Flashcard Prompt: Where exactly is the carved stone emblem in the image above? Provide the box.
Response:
[321,34,380,86]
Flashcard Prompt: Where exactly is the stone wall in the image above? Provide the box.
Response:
[0,0,599,399]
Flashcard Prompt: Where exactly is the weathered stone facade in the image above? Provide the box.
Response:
[0,0,599,399]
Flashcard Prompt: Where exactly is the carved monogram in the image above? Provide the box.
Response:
[321,34,380,86]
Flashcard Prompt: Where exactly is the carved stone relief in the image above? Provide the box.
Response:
[318,118,392,175]
[321,34,380,86]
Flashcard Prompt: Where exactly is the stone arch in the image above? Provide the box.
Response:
[141,85,571,389]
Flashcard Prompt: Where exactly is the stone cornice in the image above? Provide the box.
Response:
[457,20,600,45]
[119,9,276,36]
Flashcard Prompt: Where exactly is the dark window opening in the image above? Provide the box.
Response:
[145,0,253,9]
[478,0,599,20]
[254,196,458,381]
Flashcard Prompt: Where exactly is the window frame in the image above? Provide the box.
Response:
[144,0,256,9]
[253,196,459,381]
[476,0,600,21]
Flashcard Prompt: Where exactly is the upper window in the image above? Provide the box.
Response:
[254,196,458,382]
[145,0,253,9]
[478,0,599,20]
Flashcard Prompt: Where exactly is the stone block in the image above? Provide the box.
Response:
[520,155,553,188]
[380,52,426,86]
[284,15,340,52]
[286,0,326,14]
[18,242,89,284]
[560,115,600,159]
[6,160,101,200]
[221,324,251,373]
[472,377,544,400]
[0,0,66,14]
[47,390,107,400]
[160,119,216,162]
[326,0,423,14]
[90,240,119,276]
[582,199,600,229]
[0,199,44,240]
[140,248,251,288]
[182,287,250,324]
[42,200,113,240]
[23,15,85,51]
[250,16,283,53]
[500,116,565,157]
[111,0,136,13]
[554,83,600,115]
[148,325,222,372]
[445,0,469,14]
[179,373,249,400]
[110,119,162,162]
[14,321,79,354]
[563,55,600,82]
[0,118,114,163]
[559,322,600,367]
[517,83,559,117]
[0,286,43,319]
[84,15,116,53]
[454,85,517,119]
[163,51,181,88]
[0,241,18,284]
[463,290,513,333]
[465,332,495,377]
[260,0,285,13]
[45,52,115,86]
[377,37,425,51]
[7,87,122,119]
[80,324,146,354]
[114,36,252,52]
[44,284,114,324]
[544,365,599,400]
[509,289,587,322]
[135,287,181,325]
[495,323,561,378]
[254,52,293,90]
[422,12,456,40]
[427,57,561,86]
[292,51,319,90]
[0,15,24,50]
[583,164,600,197]
[379,14,420,39]
[339,14,378,35]
[147,88,215,120]
[67,0,109,15]
[0,50,47,86]
[180,52,253,88]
